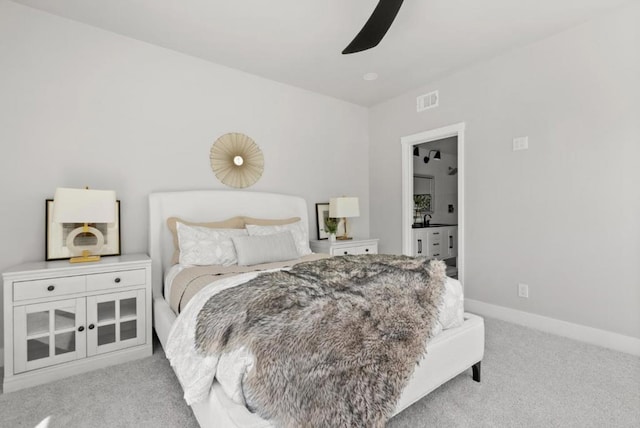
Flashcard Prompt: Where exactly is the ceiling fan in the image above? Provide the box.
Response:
[342,0,405,54]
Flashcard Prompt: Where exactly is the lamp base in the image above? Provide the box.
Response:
[66,225,104,263]
[70,250,101,263]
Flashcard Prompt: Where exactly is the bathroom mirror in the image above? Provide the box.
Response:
[413,174,435,217]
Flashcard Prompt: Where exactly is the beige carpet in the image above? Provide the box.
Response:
[1,317,638,427]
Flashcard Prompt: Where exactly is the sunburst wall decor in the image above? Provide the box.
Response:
[210,132,264,188]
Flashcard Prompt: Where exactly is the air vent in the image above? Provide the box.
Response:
[417,90,439,112]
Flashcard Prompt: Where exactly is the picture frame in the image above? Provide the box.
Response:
[45,199,121,261]
[315,202,330,240]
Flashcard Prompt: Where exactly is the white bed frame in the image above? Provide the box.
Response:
[149,190,484,427]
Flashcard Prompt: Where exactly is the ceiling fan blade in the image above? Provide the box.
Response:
[342,0,404,54]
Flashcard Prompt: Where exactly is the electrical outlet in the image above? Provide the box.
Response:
[518,283,529,298]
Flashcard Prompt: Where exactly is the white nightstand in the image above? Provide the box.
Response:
[309,238,379,256]
[2,254,152,393]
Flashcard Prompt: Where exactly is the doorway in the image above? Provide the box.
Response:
[400,123,466,284]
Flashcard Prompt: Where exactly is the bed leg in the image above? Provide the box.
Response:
[472,361,481,382]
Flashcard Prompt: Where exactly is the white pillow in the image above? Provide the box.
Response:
[245,221,312,257]
[231,232,300,266]
[176,222,248,266]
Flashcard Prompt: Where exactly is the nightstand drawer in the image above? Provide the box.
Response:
[310,238,379,256]
[331,244,377,256]
[13,276,85,301]
[86,269,146,292]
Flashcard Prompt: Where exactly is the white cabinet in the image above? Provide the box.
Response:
[3,254,152,393]
[309,238,379,256]
[413,226,457,259]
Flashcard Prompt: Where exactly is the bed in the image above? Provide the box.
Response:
[149,190,484,427]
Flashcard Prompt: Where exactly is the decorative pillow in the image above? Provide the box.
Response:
[167,216,245,264]
[231,232,299,266]
[242,216,300,226]
[246,221,312,257]
[176,222,248,266]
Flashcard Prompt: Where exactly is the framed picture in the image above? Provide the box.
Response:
[45,199,121,261]
[315,202,330,240]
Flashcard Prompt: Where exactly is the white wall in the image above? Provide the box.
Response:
[0,1,369,348]
[369,1,640,339]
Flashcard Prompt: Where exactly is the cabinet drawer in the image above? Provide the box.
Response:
[14,276,85,301]
[331,244,377,256]
[86,269,146,292]
[428,232,443,242]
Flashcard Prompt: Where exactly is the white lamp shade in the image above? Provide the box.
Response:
[53,188,116,224]
[329,197,360,218]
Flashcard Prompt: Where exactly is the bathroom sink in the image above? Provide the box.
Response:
[412,223,457,228]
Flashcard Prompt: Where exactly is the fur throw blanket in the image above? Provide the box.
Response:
[195,254,446,427]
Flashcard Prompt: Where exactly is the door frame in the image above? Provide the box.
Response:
[400,122,466,285]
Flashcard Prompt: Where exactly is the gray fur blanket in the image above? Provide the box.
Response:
[195,254,446,427]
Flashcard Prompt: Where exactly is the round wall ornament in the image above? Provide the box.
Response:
[210,132,264,188]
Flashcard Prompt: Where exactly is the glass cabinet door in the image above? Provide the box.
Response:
[86,289,145,356]
[13,298,86,373]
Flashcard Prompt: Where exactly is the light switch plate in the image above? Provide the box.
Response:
[513,136,529,151]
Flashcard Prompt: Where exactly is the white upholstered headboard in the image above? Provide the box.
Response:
[148,190,309,300]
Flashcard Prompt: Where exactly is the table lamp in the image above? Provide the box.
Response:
[53,187,116,263]
[329,197,360,240]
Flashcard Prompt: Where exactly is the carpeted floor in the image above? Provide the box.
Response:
[1,317,638,427]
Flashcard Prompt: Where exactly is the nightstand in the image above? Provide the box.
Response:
[2,254,152,393]
[309,238,379,256]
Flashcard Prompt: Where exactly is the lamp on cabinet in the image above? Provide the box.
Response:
[53,187,116,263]
[329,197,360,240]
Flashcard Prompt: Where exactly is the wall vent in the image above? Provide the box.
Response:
[417,90,439,112]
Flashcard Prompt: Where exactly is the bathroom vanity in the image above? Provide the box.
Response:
[412,225,458,277]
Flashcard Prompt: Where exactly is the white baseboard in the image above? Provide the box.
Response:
[465,299,640,356]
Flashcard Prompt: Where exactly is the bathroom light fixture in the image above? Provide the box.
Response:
[424,150,441,164]
[413,147,420,157]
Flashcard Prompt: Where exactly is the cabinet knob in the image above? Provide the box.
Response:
[365,248,369,252]
[343,251,348,255]
[114,277,121,283]
[47,285,55,291]
[78,326,85,332]
[88,324,95,330]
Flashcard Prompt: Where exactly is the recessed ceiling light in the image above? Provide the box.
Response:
[363,72,378,81]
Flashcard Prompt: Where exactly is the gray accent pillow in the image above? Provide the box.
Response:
[232,232,300,266]
[245,221,312,257]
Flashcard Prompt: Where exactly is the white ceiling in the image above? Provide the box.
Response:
[12,0,631,106]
